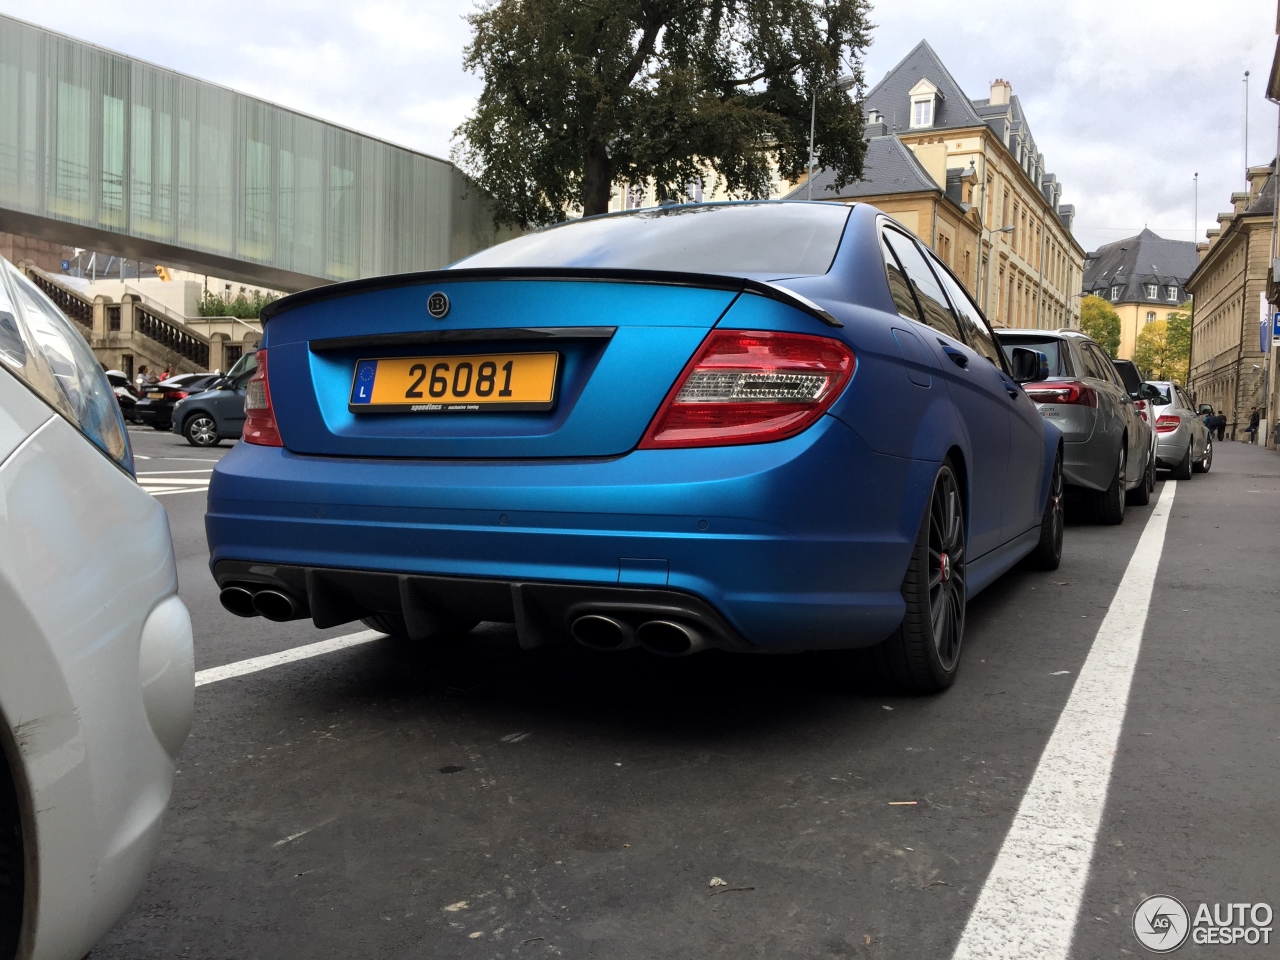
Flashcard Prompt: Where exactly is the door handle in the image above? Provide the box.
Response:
[940,345,969,369]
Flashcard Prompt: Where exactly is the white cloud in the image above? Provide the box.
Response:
[5,0,1276,254]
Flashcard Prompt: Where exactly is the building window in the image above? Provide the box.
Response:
[1144,283,1158,298]
[1167,285,1178,301]
[1146,311,1156,324]
[1110,285,1121,300]
[908,78,938,129]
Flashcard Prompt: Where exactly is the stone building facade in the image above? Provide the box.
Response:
[1187,164,1275,439]
[1081,229,1199,361]
[820,41,1085,329]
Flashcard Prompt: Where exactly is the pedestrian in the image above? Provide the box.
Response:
[1215,410,1226,441]
[134,365,149,389]
[1246,406,1260,444]
[159,366,171,382]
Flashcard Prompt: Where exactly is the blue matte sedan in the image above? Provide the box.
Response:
[206,202,1063,692]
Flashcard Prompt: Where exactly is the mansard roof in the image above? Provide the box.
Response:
[1082,229,1200,304]
[863,40,986,133]
[781,135,941,201]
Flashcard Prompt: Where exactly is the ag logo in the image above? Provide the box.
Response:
[1133,895,1190,953]
[426,291,450,319]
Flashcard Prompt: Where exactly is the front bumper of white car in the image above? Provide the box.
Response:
[0,372,193,960]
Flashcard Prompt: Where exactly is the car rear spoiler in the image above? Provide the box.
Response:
[260,267,841,328]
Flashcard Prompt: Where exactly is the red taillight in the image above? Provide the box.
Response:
[638,330,855,449]
[1024,380,1098,407]
[170,390,189,400]
[242,349,283,446]
[1155,414,1181,433]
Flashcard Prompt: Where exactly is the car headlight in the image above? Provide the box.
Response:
[0,256,134,475]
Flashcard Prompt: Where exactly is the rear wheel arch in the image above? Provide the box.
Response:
[945,444,969,528]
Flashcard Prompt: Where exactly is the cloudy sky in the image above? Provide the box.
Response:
[4,0,1275,253]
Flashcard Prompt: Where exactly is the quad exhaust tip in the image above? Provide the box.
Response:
[219,585,257,618]
[571,614,637,651]
[637,620,706,657]
[252,589,300,622]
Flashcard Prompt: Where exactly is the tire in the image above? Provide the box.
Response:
[1127,447,1152,506]
[184,414,221,447]
[360,611,478,642]
[0,753,23,960]
[1025,450,1064,570]
[1193,437,1212,474]
[858,462,966,693]
[1096,444,1127,525]
[1172,442,1193,480]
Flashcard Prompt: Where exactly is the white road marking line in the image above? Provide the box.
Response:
[194,630,383,687]
[138,477,212,485]
[952,481,1177,960]
[148,487,209,496]
[137,467,215,474]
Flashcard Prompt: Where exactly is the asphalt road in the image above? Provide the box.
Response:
[95,427,1280,959]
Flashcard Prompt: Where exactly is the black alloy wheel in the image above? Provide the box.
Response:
[857,462,967,693]
[1097,445,1127,525]
[0,757,23,960]
[1127,446,1153,506]
[184,415,220,447]
[1193,437,1213,474]
[1026,450,1064,570]
[1172,442,1193,480]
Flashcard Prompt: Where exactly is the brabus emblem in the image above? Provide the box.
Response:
[427,292,450,319]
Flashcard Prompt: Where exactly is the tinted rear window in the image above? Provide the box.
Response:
[999,337,1072,376]
[455,203,851,276]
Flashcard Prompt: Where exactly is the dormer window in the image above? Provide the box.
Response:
[908,78,939,129]
[1167,285,1178,301]
[1110,285,1122,300]
[1144,283,1158,298]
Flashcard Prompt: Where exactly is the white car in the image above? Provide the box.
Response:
[0,256,194,960]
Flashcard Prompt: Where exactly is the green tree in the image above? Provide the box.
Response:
[1133,315,1190,385]
[1079,294,1121,358]
[453,0,872,227]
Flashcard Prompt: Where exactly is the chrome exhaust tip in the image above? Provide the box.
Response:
[251,588,300,622]
[571,614,637,651]
[637,620,706,657]
[219,585,258,618]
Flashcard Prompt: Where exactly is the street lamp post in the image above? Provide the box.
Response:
[808,73,857,201]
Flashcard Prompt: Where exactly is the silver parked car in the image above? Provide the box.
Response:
[999,330,1154,524]
[1146,380,1212,478]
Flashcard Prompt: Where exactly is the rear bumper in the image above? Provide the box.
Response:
[206,416,936,651]
[1156,427,1191,466]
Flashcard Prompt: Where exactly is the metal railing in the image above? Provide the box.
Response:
[135,306,210,368]
[27,271,93,333]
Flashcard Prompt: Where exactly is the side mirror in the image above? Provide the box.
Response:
[212,377,233,390]
[1010,347,1049,384]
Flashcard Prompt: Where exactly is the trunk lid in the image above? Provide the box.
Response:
[263,273,745,459]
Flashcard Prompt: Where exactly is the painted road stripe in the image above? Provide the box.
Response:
[194,630,384,687]
[952,480,1177,960]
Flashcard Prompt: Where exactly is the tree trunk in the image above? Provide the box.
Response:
[581,142,613,217]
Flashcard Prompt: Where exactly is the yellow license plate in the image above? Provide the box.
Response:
[348,352,559,413]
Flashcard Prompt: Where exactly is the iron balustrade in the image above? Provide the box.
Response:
[135,306,210,368]
[27,272,93,333]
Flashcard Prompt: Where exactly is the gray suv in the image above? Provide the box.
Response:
[998,330,1154,524]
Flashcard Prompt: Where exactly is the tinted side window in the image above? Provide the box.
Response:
[932,261,1004,367]
[1074,342,1103,379]
[1086,344,1121,386]
[1175,386,1193,410]
[882,231,964,341]
[879,233,921,320]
